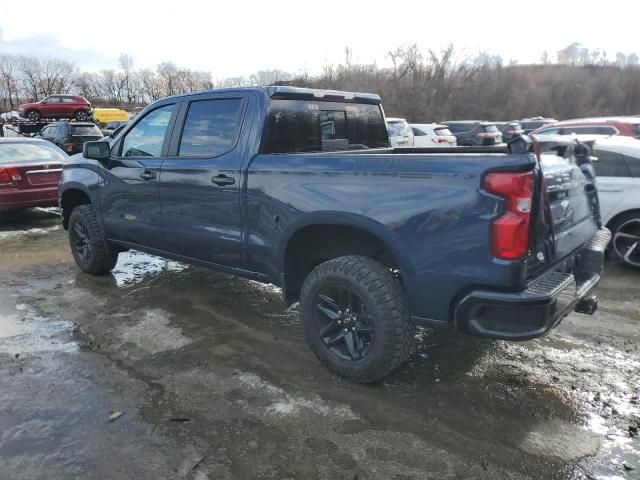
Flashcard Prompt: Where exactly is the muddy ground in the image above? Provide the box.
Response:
[0,208,638,480]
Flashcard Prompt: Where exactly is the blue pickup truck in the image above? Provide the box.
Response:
[59,86,610,382]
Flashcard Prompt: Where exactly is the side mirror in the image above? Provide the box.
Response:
[83,141,110,161]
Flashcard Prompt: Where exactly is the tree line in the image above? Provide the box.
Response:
[1,43,639,122]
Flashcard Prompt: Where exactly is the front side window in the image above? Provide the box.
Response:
[178,98,244,157]
[121,104,174,157]
[593,149,632,177]
[261,99,388,153]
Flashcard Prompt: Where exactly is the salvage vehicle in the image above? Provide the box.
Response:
[386,117,414,147]
[410,124,457,147]
[19,95,92,122]
[92,108,129,127]
[0,138,66,212]
[59,87,610,382]
[532,117,640,139]
[540,136,640,268]
[36,121,103,155]
[443,120,503,146]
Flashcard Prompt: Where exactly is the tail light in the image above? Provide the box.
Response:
[485,171,534,260]
[431,137,448,143]
[477,132,496,138]
[0,166,22,187]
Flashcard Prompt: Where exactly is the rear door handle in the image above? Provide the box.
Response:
[140,171,156,181]
[211,174,235,186]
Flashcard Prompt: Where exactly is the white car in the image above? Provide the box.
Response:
[590,137,640,267]
[410,124,457,147]
[386,118,414,147]
[539,136,640,267]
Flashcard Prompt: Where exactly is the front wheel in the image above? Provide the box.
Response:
[75,110,89,121]
[68,204,118,274]
[609,213,640,268]
[300,255,414,383]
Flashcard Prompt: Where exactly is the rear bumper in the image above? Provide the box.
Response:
[453,228,611,340]
[0,187,59,212]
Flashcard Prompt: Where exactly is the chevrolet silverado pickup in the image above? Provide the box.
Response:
[59,87,610,382]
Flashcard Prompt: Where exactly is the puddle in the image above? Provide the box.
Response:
[111,251,187,287]
[0,303,78,356]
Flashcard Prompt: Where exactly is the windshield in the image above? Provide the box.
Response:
[71,125,102,136]
[261,99,389,153]
[0,142,66,163]
[435,127,453,136]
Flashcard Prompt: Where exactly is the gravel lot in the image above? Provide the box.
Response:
[1,208,638,480]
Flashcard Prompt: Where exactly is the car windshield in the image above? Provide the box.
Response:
[0,142,66,163]
[70,125,101,136]
[435,127,453,136]
[387,121,409,136]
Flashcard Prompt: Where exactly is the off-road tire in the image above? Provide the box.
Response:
[68,204,118,274]
[300,255,414,383]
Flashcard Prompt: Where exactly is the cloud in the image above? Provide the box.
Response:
[0,28,111,70]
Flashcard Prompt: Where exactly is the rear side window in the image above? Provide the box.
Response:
[261,99,388,153]
[593,149,632,177]
[178,98,244,157]
[121,104,174,158]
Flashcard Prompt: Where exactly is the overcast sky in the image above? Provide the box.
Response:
[0,0,637,79]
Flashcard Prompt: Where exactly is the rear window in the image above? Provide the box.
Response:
[446,123,470,133]
[435,127,452,136]
[483,125,498,133]
[0,142,66,163]
[70,125,101,136]
[261,99,388,153]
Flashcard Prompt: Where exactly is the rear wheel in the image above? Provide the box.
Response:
[27,110,41,121]
[68,204,118,274]
[609,213,640,268]
[300,255,414,383]
[75,110,89,121]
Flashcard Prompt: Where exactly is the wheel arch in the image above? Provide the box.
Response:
[605,208,640,230]
[60,184,93,229]
[278,212,413,304]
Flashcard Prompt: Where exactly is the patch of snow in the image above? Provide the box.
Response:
[0,225,60,240]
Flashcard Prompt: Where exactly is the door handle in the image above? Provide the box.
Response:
[140,171,156,181]
[211,174,235,186]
